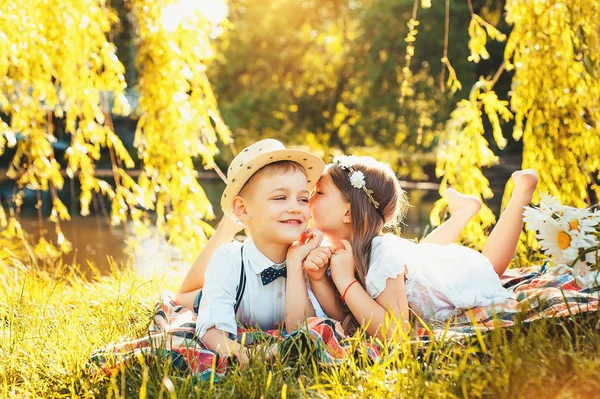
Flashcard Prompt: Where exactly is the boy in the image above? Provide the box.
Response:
[180,139,325,364]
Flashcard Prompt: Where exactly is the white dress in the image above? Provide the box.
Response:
[366,234,514,322]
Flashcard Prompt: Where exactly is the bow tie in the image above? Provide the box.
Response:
[260,264,287,285]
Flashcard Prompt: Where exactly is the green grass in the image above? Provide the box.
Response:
[1,246,600,398]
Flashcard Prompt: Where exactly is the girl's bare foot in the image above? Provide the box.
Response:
[511,169,538,203]
[446,187,482,218]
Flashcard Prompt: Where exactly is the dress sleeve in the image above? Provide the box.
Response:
[195,243,242,340]
[366,245,406,299]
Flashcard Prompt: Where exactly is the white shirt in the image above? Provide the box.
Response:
[195,238,325,340]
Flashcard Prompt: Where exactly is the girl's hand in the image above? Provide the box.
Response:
[330,239,356,288]
[287,228,324,265]
[220,214,246,235]
[303,246,332,281]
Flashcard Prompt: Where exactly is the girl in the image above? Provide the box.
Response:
[304,155,538,339]
[176,174,483,314]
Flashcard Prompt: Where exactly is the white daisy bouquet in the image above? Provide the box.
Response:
[523,194,600,287]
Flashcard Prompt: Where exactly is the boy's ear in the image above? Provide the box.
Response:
[343,203,351,224]
[232,196,251,221]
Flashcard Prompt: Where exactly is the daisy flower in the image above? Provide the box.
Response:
[570,229,598,249]
[538,192,564,214]
[580,270,600,287]
[536,218,579,264]
[590,209,600,225]
[562,207,597,235]
[523,204,553,232]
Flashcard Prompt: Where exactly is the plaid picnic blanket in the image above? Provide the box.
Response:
[88,266,599,381]
[418,265,600,340]
[87,292,375,382]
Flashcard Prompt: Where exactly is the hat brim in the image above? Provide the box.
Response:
[221,149,325,217]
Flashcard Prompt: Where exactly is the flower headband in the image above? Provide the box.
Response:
[333,156,385,221]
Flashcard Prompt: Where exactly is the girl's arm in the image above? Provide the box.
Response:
[336,274,410,340]
[176,216,243,309]
[330,240,410,340]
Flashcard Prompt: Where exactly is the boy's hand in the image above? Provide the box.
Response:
[264,342,279,362]
[287,228,323,265]
[303,246,332,281]
[330,239,356,288]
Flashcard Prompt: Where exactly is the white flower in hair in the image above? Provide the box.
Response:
[333,155,354,170]
[349,170,366,189]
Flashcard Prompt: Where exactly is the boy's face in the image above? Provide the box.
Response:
[236,169,310,244]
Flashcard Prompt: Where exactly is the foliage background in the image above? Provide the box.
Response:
[2,1,600,397]
[1,0,599,255]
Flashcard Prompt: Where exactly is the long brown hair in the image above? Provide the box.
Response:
[328,156,408,334]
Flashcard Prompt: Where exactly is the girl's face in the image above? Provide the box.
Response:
[309,171,351,240]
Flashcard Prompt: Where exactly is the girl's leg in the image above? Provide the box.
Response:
[421,188,482,245]
[482,170,538,277]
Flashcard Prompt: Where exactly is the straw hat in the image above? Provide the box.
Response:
[221,139,325,217]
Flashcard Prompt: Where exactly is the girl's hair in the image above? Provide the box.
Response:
[327,156,409,334]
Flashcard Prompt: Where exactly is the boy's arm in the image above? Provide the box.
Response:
[283,229,324,331]
[284,258,316,331]
[202,328,250,365]
[202,328,278,366]
[303,246,346,320]
[195,243,242,351]
[176,216,243,309]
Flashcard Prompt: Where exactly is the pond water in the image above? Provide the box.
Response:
[9,178,445,276]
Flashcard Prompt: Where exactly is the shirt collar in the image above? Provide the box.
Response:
[244,238,286,275]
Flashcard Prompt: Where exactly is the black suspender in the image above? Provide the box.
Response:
[193,245,246,315]
[233,245,246,314]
